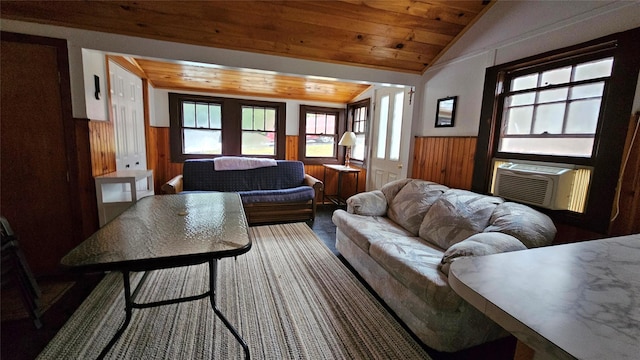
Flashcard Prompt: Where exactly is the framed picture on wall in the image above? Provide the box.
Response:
[435,96,457,127]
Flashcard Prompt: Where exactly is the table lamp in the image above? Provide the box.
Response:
[338,131,357,167]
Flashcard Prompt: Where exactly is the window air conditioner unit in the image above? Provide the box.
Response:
[494,163,573,210]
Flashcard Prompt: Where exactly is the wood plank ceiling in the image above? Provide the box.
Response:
[1,1,492,103]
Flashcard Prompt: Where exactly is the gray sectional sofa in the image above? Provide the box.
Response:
[332,178,557,352]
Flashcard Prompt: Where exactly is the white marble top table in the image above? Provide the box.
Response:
[449,234,640,360]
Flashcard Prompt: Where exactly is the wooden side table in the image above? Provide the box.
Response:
[322,164,360,206]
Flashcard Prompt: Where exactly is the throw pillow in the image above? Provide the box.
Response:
[346,190,388,216]
[387,180,448,235]
[439,232,526,275]
[485,202,557,248]
[419,189,504,250]
[380,178,413,205]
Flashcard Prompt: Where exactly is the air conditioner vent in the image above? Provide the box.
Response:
[494,162,574,210]
[496,173,551,206]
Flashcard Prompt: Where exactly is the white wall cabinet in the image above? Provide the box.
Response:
[95,170,154,227]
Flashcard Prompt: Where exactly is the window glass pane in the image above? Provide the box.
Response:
[504,106,533,134]
[265,109,276,131]
[377,95,389,158]
[508,92,536,106]
[574,57,613,81]
[538,87,568,103]
[242,107,253,130]
[242,131,275,155]
[254,108,265,130]
[183,102,195,127]
[500,137,593,157]
[183,129,221,154]
[196,103,209,128]
[389,92,404,161]
[566,99,600,134]
[534,103,565,134]
[305,135,334,157]
[512,74,538,91]
[209,105,221,128]
[541,66,571,86]
[325,114,336,134]
[306,113,317,133]
[352,134,365,161]
[570,82,604,100]
[316,114,327,134]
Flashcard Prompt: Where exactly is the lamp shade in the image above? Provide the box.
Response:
[338,131,357,147]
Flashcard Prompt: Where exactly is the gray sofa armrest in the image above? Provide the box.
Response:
[439,232,526,275]
[346,190,387,216]
[161,175,183,194]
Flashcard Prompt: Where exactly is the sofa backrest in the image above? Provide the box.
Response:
[382,178,556,250]
[182,159,306,192]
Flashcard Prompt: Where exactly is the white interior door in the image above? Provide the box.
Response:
[368,86,412,190]
[109,60,146,171]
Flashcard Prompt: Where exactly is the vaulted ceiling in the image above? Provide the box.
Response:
[1,1,493,102]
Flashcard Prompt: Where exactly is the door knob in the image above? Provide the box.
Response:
[398,163,403,169]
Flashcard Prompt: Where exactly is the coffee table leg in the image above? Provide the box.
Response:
[209,259,250,360]
[97,271,133,360]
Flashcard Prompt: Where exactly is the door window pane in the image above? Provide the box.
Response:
[377,95,389,159]
[389,92,404,161]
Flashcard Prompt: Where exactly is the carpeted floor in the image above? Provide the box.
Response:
[2,206,516,360]
[36,222,432,359]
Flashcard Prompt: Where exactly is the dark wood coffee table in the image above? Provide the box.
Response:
[61,193,252,360]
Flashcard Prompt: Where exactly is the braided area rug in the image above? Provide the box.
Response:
[37,222,431,359]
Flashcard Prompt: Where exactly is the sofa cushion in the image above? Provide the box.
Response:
[419,189,504,250]
[368,237,462,310]
[183,159,306,192]
[485,202,556,248]
[239,186,315,204]
[439,232,527,275]
[387,180,449,235]
[380,178,413,204]
[346,190,387,216]
[332,210,414,253]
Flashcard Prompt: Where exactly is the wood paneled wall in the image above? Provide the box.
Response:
[142,129,363,204]
[412,136,477,190]
[609,112,640,236]
[88,120,116,177]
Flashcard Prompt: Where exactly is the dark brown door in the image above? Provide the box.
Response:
[1,34,78,275]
